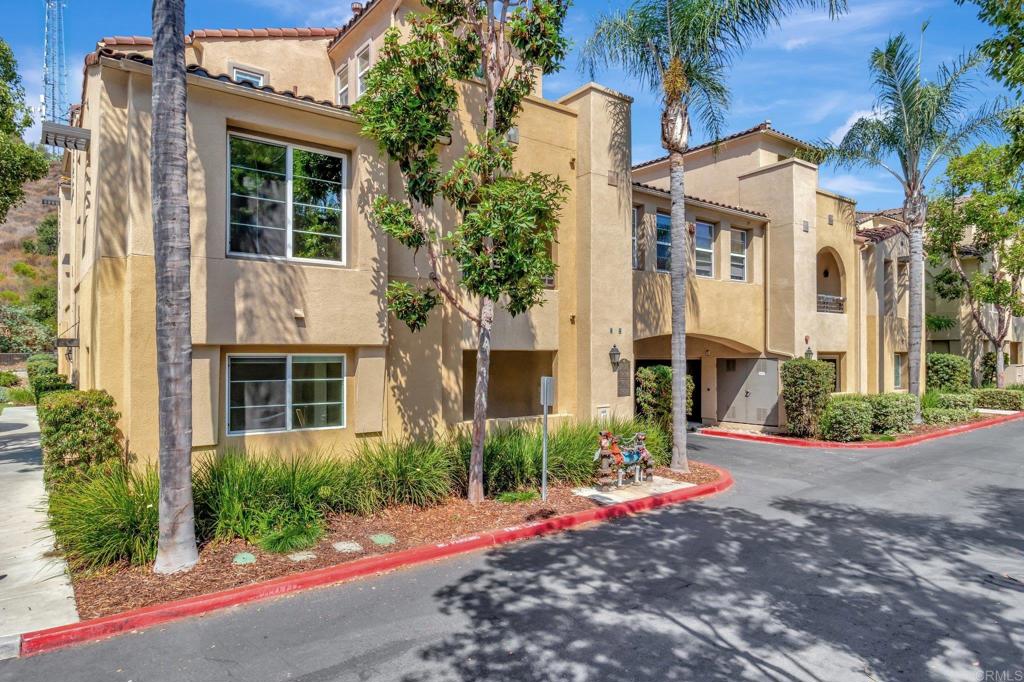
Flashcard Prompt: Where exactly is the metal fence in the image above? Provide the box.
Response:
[816,294,845,314]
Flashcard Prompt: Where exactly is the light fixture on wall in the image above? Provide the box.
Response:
[804,346,814,359]
[609,344,622,370]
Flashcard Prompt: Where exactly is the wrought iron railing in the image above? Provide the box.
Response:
[817,294,845,314]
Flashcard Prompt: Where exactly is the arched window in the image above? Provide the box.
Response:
[816,248,845,313]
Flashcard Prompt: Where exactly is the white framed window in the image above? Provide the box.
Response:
[227,133,346,264]
[632,206,641,270]
[336,67,350,106]
[656,211,671,271]
[356,46,371,97]
[232,67,265,87]
[695,221,715,278]
[730,228,747,281]
[227,354,346,435]
[893,352,904,389]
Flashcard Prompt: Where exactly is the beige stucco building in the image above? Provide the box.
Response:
[53,6,918,459]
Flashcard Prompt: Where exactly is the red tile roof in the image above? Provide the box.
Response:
[84,49,349,112]
[632,181,768,219]
[858,224,907,243]
[326,0,380,51]
[856,207,904,225]
[632,121,816,170]
[99,27,341,48]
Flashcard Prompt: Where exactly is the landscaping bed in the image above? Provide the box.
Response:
[703,413,995,446]
[69,462,722,619]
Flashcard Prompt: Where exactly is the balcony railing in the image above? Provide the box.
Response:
[817,294,845,314]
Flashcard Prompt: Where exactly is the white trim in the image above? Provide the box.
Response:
[231,66,267,87]
[695,220,715,279]
[632,205,641,270]
[226,132,348,267]
[336,65,350,106]
[226,353,347,436]
[893,352,904,389]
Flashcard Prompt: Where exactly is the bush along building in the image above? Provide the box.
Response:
[50,5,920,460]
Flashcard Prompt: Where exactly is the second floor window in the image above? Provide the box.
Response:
[730,229,747,281]
[357,47,371,97]
[632,206,641,270]
[656,212,671,271]
[228,134,346,263]
[337,68,350,106]
[232,68,265,87]
[695,221,715,278]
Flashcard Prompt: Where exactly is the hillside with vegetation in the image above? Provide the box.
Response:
[0,162,60,352]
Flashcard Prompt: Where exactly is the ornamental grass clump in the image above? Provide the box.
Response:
[356,439,459,508]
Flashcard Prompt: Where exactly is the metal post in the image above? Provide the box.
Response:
[541,402,549,501]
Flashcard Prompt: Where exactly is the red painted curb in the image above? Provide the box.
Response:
[699,411,1024,449]
[19,465,733,657]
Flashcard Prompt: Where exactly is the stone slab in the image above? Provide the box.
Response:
[572,475,695,506]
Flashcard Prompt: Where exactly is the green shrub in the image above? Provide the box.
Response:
[971,388,1024,411]
[635,366,694,433]
[357,439,458,507]
[867,393,917,434]
[781,358,835,437]
[38,390,125,487]
[981,352,1011,386]
[47,464,160,570]
[497,490,539,503]
[927,353,971,392]
[936,393,976,410]
[31,372,73,403]
[922,407,977,425]
[1007,384,1024,392]
[0,371,18,387]
[5,387,35,405]
[819,398,873,442]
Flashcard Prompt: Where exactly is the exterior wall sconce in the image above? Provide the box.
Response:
[609,344,622,370]
[804,346,814,359]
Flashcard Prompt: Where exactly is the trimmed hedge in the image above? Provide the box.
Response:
[971,388,1024,411]
[820,398,873,442]
[26,353,71,402]
[635,365,694,435]
[867,393,917,434]
[922,407,977,425]
[781,358,835,437]
[38,390,125,487]
[0,371,18,387]
[926,353,971,393]
[936,393,976,410]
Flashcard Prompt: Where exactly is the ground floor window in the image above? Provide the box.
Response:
[228,354,345,434]
[893,352,906,389]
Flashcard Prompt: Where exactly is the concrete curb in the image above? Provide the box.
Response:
[699,411,1024,449]
[17,465,733,658]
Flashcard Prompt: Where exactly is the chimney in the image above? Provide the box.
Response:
[351,2,363,15]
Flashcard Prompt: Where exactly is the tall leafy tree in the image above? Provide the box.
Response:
[821,30,1003,419]
[928,144,1024,388]
[581,0,845,470]
[354,0,569,502]
[0,39,49,224]
[151,0,199,573]
[957,0,1024,167]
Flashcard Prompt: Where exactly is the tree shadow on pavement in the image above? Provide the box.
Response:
[403,484,1024,681]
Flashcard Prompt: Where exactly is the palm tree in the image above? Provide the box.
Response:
[822,30,1004,419]
[582,0,845,470]
[151,0,198,574]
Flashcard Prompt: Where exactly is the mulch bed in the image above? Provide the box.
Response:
[69,461,722,620]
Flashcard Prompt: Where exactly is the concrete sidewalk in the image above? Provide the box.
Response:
[0,407,77,657]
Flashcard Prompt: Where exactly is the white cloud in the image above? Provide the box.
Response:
[764,0,937,53]
[828,108,879,144]
[821,173,900,199]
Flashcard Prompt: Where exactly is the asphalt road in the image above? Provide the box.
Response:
[2,421,1022,681]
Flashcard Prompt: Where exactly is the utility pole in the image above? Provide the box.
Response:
[43,0,69,123]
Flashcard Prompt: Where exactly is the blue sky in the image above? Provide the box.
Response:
[4,0,1007,210]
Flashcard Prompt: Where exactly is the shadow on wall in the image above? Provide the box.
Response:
[401,482,1024,681]
[632,266,701,342]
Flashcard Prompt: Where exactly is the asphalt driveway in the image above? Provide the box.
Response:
[2,421,1021,681]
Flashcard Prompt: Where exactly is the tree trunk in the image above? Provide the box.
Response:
[468,296,494,503]
[996,341,1006,388]
[668,149,689,471]
[904,191,926,424]
[152,0,198,574]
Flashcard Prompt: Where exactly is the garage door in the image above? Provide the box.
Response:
[716,358,780,426]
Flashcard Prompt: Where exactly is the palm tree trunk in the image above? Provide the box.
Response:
[468,296,494,503]
[904,190,926,423]
[152,0,198,574]
[668,149,689,471]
